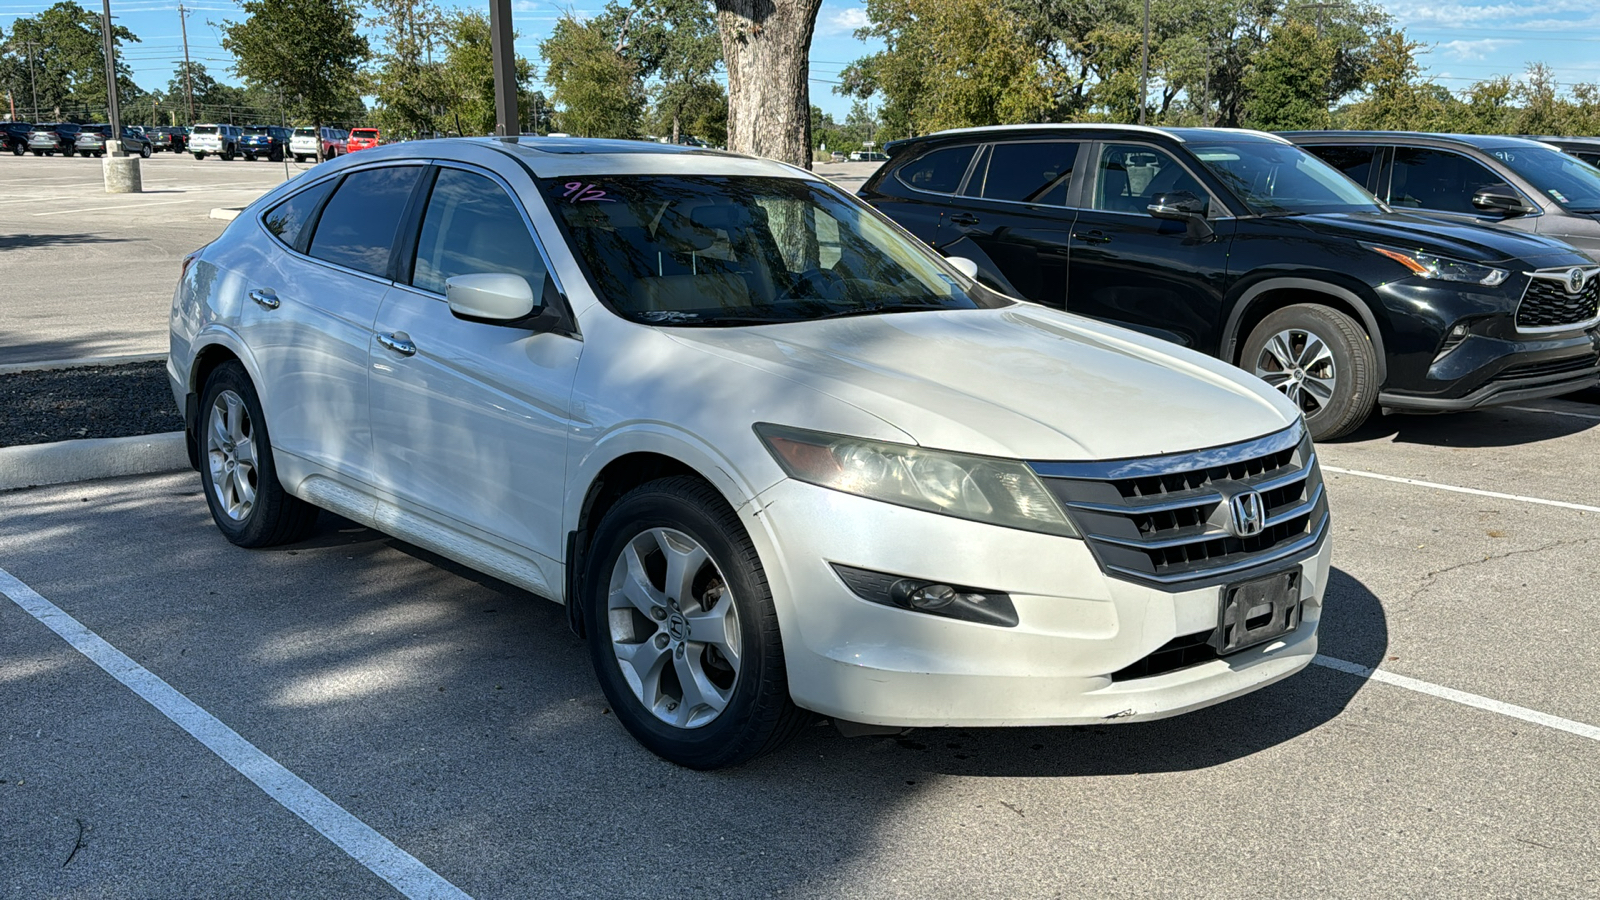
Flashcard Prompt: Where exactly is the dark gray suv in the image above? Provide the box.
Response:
[1288,132,1600,263]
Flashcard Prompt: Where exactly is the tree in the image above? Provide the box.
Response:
[221,0,368,159]
[434,9,534,135]
[1242,19,1333,130]
[1515,63,1565,136]
[366,0,448,138]
[712,0,822,166]
[541,14,644,139]
[1345,30,1439,131]
[0,1,141,121]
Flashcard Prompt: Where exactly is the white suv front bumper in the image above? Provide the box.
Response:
[745,479,1328,727]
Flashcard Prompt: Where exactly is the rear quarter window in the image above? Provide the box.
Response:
[894,145,977,194]
[262,178,338,252]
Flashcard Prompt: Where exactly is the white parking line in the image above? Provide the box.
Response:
[1321,465,1600,514]
[1314,655,1600,742]
[31,198,202,216]
[0,567,473,900]
[1505,404,1600,422]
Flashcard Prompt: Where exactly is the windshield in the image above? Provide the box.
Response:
[542,175,1009,327]
[1487,145,1600,212]
[1189,141,1383,215]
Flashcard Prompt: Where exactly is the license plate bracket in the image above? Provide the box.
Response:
[1214,571,1300,655]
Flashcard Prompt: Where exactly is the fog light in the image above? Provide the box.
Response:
[1434,323,1473,363]
[831,564,1018,627]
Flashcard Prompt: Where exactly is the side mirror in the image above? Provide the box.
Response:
[945,256,981,280]
[446,272,542,323]
[1146,190,1215,240]
[1473,184,1537,217]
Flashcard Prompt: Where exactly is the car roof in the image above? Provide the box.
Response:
[884,124,1289,155]
[308,136,807,181]
[1282,131,1558,151]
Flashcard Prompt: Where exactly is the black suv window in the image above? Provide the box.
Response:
[1091,144,1207,215]
[968,141,1077,205]
[895,145,976,194]
[263,177,337,252]
[413,168,546,297]
[307,166,423,277]
[1389,147,1505,214]
[1307,145,1379,191]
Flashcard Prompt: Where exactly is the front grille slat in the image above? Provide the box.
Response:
[1517,271,1600,331]
[1033,425,1328,588]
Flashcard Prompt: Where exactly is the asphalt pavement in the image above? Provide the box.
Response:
[3,402,1600,899]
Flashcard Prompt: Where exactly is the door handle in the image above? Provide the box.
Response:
[377,332,417,357]
[1072,231,1112,245]
[949,213,980,226]
[248,288,280,310]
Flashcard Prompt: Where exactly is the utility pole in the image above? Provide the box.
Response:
[1137,0,1150,125]
[489,0,518,136]
[179,3,196,125]
[24,40,39,122]
[100,0,124,155]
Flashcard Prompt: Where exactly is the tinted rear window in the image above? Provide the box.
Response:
[970,141,1077,205]
[193,126,218,135]
[1305,145,1378,190]
[307,166,423,277]
[894,145,976,194]
[263,177,337,252]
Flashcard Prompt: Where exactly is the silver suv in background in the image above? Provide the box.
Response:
[290,126,346,162]
[191,124,241,161]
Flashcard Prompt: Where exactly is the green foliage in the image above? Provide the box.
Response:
[0,1,142,121]
[1242,19,1333,130]
[541,14,645,139]
[1344,31,1439,131]
[839,0,1055,137]
[365,0,448,138]
[221,0,368,134]
[431,10,535,136]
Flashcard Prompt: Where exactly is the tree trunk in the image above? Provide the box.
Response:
[672,111,681,145]
[714,0,822,168]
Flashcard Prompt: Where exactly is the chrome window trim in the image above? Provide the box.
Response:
[1030,422,1304,480]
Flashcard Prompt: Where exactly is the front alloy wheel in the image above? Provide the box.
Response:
[1253,328,1337,418]
[1242,303,1377,441]
[607,527,742,729]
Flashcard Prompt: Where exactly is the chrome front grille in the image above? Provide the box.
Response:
[1031,424,1328,587]
[1517,269,1600,332]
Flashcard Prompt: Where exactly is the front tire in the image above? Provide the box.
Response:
[197,362,320,548]
[140,144,151,158]
[582,476,807,769]
[1242,303,1377,441]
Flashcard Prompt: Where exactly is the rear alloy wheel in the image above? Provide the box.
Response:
[140,144,151,158]
[583,476,808,769]
[197,362,320,548]
[11,144,23,156]
[1242,303,1377,441]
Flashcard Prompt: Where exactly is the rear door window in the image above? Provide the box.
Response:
[307,166,424,277]
[894,145,976,194]
[1305,145,1379,192]
[1388,147,1507,214]
[969,141,1078,205]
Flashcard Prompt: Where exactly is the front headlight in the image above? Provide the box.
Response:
[1367,243,1508,286]
[754,423,1078,537]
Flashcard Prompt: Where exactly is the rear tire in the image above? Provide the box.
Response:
[295,154,307,163]
[1242,304,1377,441]
[196,362,320,548]
[194,152,205,160]
[582,476,808,769]
[140,144,151,159]
[11,144,23,156]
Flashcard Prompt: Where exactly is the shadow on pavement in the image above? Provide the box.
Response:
[0,233,133,252]
[1335,404,1597,447]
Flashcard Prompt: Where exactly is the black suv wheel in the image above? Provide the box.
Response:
[1242,304,1377,441]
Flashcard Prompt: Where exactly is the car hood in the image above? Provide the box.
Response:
[664,305,1297,461]
[1276,211,1590,267]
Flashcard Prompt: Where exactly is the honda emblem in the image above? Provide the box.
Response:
[1229,491,1265,538]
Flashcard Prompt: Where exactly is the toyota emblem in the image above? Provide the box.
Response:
[1568,267,1586,294]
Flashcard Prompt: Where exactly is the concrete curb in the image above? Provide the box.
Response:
[210,207,241,221]
[0,432,189,492]
[0,353,166,376]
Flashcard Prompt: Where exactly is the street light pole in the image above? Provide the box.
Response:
[99,0,124,156]
[1137,0,1150,125]
[180,3,196,125]
[489,0,518,136]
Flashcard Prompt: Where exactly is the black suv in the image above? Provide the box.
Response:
[147,125,189,153]
[2,121,31,155]
[862,125,1600,439]
[1288,132,1600,263]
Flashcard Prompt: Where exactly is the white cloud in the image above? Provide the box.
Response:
[1438,38,1518,60]
[821,7,870,37]
[1386,0,1596,27]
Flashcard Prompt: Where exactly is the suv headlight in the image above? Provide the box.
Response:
[754,423,1078,537]
[1367,244,1508,286]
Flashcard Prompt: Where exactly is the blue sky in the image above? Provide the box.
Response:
[2,0,1598,122]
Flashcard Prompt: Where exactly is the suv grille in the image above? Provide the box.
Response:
[1517,270,1600,331]
[1030,425,1327,587]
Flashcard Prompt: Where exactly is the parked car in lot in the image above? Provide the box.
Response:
[1530,136,1600,167]
[74,123,154,158]
[169,137,1330,768]
[346,127,380,151]
[148,125,189,153]
[290,125,344,162]
[1289,132,1600,264]
[240,124,292,161]
[863,125,1600,440]
[28,122,82,156]
[1,121,32,155]
[191,123,241,160]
